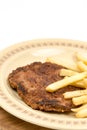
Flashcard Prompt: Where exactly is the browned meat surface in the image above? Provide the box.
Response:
[8,62,80,112]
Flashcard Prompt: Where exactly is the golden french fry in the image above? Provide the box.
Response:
[71,104,87,112]
[76,52,87,64]
[72,95,87,106]
[46,72,87,92]
[60,69,87,88]
[71,80,86,88]
[77,61,87,72]
[63,89,87,99]
[83,78,87,87]
[46,56,79,71]
[72,76,87,88]
[76,108,87,118]
[46,57,55,63]
[60,69,78,77]
[65,78,87,88]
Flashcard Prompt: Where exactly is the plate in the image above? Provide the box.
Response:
[0,39,87,130]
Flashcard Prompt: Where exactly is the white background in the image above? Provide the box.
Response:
[0,0,87,50]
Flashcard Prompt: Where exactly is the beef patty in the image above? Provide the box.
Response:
[8,62,80,112]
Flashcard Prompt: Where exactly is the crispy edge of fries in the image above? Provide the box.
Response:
[71,80,86,88]
[60,69,87,88]
[46,57,55,63]
[63,89,87,99]
[60,69,78,77]
[76,52,87,65]
[46,72,87,92]
[77,61,87,72]
[76,108,87,118]
[71,104,87,112]
[83,78,87,86]
[72,95,87,106]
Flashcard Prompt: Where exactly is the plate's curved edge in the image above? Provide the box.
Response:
[0,90,66,130]
[0,38,87,55]
[0,82,59,130]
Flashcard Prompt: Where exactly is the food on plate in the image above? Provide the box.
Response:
[59,69,78,77]
[46,52,79,71]
[71,104,87,112]
[8,62,80,112]
[76,108,87,118]
[8,51,87,118]
[76,52,87,64]
[72,95,87,106]
[63,89,87,99]
[46,72,87,92]
[60,69,87,88]
[77,61,87,71]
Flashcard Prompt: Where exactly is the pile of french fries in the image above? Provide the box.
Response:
[46,52,87,118]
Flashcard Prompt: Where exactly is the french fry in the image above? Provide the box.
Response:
[46,56,79,71]
[71,104,87,112]
[72,95,87,106]
[76,108,87,118]
[71,80,86,88]
[63,89,87,99]
[60,69,78,77]
[83,78,87,87]
[46,57,55,63]
[46,72,87,92]
[60,69,86,88]
[76,52,87,64]
[77,61,87,72]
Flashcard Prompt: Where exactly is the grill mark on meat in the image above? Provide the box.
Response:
[8,62,82,112]
[37,99,58,106]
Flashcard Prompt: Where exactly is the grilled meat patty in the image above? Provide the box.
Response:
[8,62,80,112]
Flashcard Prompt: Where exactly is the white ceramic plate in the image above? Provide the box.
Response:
[0,39,87,130]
